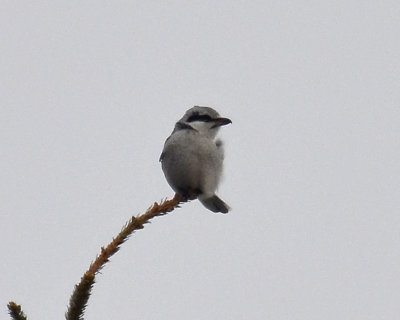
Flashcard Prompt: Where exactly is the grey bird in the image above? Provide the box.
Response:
[160,106,232,213]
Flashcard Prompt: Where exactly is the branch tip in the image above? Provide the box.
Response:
[7,302,27,320]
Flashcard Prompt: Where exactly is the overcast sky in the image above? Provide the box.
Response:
[1,2,399,319]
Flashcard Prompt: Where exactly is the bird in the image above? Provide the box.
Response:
[160,106,232,213]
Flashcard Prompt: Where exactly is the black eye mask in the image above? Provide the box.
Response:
[187,114,213,122]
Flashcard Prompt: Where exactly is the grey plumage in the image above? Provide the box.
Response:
[160,106,231,213]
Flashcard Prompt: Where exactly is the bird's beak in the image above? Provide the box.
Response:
[212,117,232,128]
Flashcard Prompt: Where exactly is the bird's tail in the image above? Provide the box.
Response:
[199,195,230,214]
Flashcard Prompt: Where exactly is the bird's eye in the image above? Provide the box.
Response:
[187,114,213,122]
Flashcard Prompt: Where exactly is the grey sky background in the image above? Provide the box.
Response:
[1,2,399,319]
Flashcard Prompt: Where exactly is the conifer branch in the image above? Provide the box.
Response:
[65,194,182,320]
[7,302,27,320]
[65,272,95,320]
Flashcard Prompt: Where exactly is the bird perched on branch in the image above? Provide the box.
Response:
[160,106,231,213]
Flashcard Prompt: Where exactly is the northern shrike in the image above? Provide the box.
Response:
[160,106,231,213]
